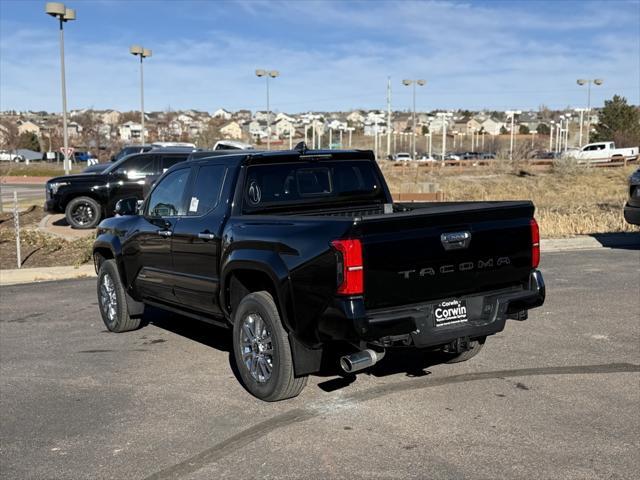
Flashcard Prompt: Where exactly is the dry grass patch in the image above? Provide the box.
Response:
[379,163,638,238]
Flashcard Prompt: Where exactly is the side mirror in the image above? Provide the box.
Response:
[115,197,140,216]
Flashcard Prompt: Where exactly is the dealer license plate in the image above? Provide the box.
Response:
[434,299,468,326]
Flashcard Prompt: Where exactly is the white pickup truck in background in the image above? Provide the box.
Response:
[563,142,639,163]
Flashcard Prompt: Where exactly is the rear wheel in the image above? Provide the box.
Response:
[232,291,307,401]
[65,196,101,229]
[97,259,141,333]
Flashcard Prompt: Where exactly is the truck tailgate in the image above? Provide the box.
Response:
[356,201,535,309]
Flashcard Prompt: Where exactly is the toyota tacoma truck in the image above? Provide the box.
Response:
[93,146,545,401]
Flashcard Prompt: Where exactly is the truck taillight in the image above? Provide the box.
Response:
[531,218,540,268]
[331,239,364,295]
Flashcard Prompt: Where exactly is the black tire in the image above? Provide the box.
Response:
[232,291,307,401]
[442,337,486,364]
[97,259,141,333]
[65,196,101,229]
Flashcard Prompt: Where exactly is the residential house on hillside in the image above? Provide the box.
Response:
[327,119,347,131]
[188,121,204,137]
[233,110,252,122]
[100,110,121,125]
[18,120,41,136]
[98,124,112,140]
[480,118,505,136]
[254,111,275,123]
[213,108,232,120]
[274,118,295,138]
[177,114,194,125]
[118,121,143,141]
[249,120,268,140]
[67,122,82,138]
[220,121,243,139]
[275,112,295,123]
[346,111,365,126]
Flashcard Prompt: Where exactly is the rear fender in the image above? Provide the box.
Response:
[220,249,294,331]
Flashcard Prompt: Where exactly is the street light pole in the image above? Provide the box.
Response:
[46,2,75,175]
[577,78,603,145]
[505,110,521,160]
[256,69,279,150]
[130,45,152,144]
[402,79,425,159]
[574,108,586,147]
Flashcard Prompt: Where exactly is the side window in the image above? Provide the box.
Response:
[161,155,187,173]
[187,165,227,216]
[146,168,190,217]
[117,154,156,178]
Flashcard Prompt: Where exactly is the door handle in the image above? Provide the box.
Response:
[157,230,172,237]
[197,232,216,240]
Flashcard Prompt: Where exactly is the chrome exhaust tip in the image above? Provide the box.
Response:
[340,349,386,373]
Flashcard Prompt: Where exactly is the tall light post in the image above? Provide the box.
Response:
[505,110,521,160]
[256,69,279,150]
[402,79,426,159]
[574,108,587,147]
[563,114,571,151]
[129,45,152,145]
[45,2,75,175]
[577,78,603,145]
[346,127,354,147]
[436,112,452,161]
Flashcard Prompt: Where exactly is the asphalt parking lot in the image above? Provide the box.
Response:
[1,247,639,479]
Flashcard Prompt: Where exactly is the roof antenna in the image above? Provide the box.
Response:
[294,141,308,153]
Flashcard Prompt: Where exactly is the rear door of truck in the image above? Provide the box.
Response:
[355,202,537,310]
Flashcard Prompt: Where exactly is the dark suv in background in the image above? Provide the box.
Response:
[45,149,193,229]
[624,168,640,225]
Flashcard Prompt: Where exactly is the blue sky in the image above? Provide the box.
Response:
[1,0,639,113]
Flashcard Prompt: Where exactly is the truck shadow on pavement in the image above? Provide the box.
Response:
[589,232,640,250]
[144,306,449,394]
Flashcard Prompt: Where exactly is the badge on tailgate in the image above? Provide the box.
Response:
[434,299,468,326]
[440,231,471,250]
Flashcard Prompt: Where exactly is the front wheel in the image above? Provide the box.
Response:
[65,196,102,229]
[97,259,141,333]
[232,291,307,401]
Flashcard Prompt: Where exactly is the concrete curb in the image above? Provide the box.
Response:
[542,233,640,252]
[37,214,95,241]
[0,264,95,286]
[0,176,50,185]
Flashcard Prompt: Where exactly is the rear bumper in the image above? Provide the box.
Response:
[319,270,545,348]
[624,203,640,225]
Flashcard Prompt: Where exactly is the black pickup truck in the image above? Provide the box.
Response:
[45,148,194,229]
[93,147,545,401]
